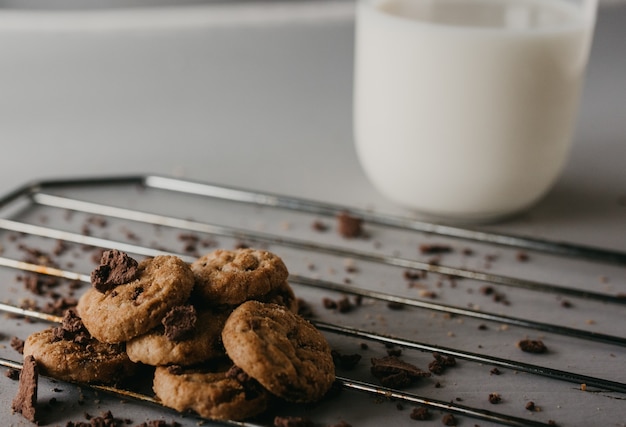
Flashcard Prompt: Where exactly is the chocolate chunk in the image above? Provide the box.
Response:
[162,305,197,342]
[518,339,548,354]
[91,250,139,293]
[11,355,39,423]
[52,309,91,344]
[371,356,430,388]
[336,211,363,238]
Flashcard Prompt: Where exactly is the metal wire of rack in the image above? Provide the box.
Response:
[0,175,624,427]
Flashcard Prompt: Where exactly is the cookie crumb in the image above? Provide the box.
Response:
[311,220,329,232]
[410,406,432,420]
[517,339,547,354]
[5,368,20,380]
[11,355,39,423]
[442,413,457,426]
[428,352,457,375]
[488,393,502,404]
[525,401,539,411]
[336,211,363,238]
[10,336,25,354]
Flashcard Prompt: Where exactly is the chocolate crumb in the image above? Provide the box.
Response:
[488,393,502,404]
[429,360,445,375]
[429,352,457,375]
[273,415,315,427]
[91,250,139,293]
[6,368,20,380]
[11,355,39,423]
[135,421,182,427]
[525,401,537,411]
[322,297,338,310]
[336,211,363,238]
[371,356,430,388]
[517,339,547,354]
[490,368,501,375]
[404,269,425,281]
[52,309,91,344]
[410,406,432,420]
[162,305,197,342]
[65,410,131,427]
[419,244,452,255]
[311,220,329,232]
[10,336,25,354]
[442,414,457,426]
[516,251,529,262]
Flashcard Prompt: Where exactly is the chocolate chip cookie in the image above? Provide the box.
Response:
[23,311,136,384]
[153,363,271,421]
[77,254,195,343]
[191,249,289,306]
[221,301,335,402]
[126,309,229,366]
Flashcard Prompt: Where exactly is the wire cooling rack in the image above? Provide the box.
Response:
[0,175,624,427]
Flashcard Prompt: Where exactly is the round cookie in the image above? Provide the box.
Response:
[221,301,335,403]
[153,364,270,421]
[126,309,229,366]
[77,255,195,343]
[23,328,136,384]
[191,249,289,306]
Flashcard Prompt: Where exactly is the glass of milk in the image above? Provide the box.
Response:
[353,0,597,222]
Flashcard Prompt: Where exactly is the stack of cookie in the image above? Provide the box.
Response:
[23,248,335,421]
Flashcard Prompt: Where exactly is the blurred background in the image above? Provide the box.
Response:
[0,0,624,248]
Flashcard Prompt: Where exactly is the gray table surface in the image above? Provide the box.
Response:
[0,1,624,426]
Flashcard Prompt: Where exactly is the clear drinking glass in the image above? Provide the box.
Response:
[353,0,598,222]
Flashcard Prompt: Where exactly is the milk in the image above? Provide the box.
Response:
[353,0,596,221]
